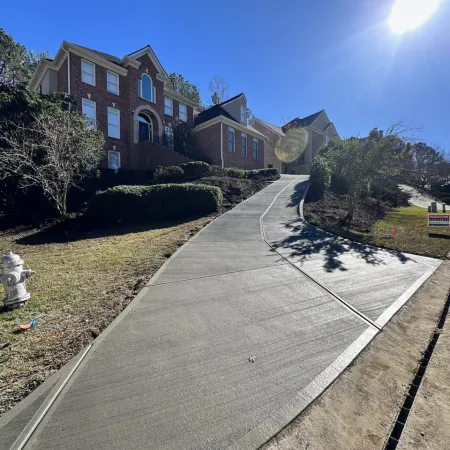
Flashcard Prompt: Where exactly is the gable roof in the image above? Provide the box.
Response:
[195,93,245,126]
[252,118,286,137]
[66,43,122,65]
[283,110,325,131]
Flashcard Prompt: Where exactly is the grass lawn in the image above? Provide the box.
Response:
[371,206,450,258]
[0,216,211,415]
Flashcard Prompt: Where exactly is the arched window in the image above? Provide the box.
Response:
[138,74,155,102]
[138,113,153,142]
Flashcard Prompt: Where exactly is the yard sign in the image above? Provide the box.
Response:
[428,214,450,227]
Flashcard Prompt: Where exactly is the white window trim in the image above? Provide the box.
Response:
[107,107,120,139]
[228,127,235,153]
[165,125,174,149]
[253,137,259,160]
[81,59,96,86]
[240,105,246,124]
[164,96,173,116]
[108,150,121,170]
[107,70,119,95]
[241,133,247,156]
[179,103,187,121]
[81,98,96,129]
[138,74,155,102]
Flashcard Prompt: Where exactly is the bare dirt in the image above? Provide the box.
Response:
[397,304,450,449]
[262,262,450,450]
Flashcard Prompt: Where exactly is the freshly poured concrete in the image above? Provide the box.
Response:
[263,179,440,325]
[1,176,440,450]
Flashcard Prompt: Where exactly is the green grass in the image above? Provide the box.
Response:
[371,206,450,259]
[0,217,211,415]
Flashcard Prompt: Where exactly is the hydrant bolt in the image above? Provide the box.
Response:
[0,252,34,310]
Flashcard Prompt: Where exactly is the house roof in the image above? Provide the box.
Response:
[66,42,122,65]
[195,93,245,126]
[283,110,325,131]
[252,118,286,136]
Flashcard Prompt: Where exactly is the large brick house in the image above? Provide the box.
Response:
[29,41,198,170]
[252,110,339,174]
[191,94,267,169]
[30,41,338,174]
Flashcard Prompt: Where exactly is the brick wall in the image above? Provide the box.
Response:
[222,123,264,169]
[192,122,222,165]
[56,50,196,171]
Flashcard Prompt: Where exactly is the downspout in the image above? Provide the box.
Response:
[220,122,224,168]
[61,46,71,109]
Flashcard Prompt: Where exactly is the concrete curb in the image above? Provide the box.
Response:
[226,327,379,450]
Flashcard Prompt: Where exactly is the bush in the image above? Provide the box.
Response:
[308,155,334,200]
[154,165,184,183]
[85,183,223,224]
[246,168,279,180]
[224,168,246,178]
[179,161,211,179]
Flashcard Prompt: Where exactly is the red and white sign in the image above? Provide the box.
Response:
[428,214,450,227]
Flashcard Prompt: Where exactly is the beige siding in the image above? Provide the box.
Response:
[222,97,246,124]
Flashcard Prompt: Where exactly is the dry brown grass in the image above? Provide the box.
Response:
[0,216,211,414]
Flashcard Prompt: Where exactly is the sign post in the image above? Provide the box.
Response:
[428,214,450,227]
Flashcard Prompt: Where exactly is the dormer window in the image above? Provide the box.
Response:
[240,105,246,124]
[138,74,156,102]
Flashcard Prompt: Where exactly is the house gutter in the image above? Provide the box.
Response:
[220,122,224,168]
[61,45,71,109]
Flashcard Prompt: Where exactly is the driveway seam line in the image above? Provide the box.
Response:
[260,177,382,331]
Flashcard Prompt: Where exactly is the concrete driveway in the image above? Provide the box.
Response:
[1,176,440,450]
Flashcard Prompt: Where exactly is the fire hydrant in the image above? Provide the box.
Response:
[0,252,34,309]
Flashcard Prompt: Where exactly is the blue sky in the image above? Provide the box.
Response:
[2,0,449,148]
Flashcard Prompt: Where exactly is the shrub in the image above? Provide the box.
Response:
[224,168,246,178]
[154,165,184,183]
[245,168,279,180]
[85,183,223,224]
[308,155,334,200]
[179,161,211,179]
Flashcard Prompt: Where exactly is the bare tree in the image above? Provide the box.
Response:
[0,109,105,215]
[208,76,229,104]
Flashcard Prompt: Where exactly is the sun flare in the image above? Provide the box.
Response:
[389,0,440,34]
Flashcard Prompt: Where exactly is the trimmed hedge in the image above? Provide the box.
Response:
[85,183,223,224]
[179,161,211,179]
[154,165,184,183]
[245,168,279,180]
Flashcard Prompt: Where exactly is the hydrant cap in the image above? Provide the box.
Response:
[1,252,24,268]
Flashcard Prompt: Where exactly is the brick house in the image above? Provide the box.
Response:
[252,110,339,174]
[29,41,198,170]
[191,94,267,169]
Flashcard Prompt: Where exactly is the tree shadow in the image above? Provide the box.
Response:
[270,217,411,273]
[15,214,208,246]
[286,179,310,208]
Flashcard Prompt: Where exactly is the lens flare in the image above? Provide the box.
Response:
[274,128,309,163]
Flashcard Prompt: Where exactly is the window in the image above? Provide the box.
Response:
[81,60,95,86]
[138,74,155,102]
[240,105,246,123]
[81,98,96,129]
[324,135,330,145]
[165,126,174,149]
[252,138,258,160]
[107,71,119,94]
[228,127,234,153]
[108,151,120,171]
[164,97,173,116]
[179,103,187,121]
[241,133,247,156]
[107,107,120,139]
